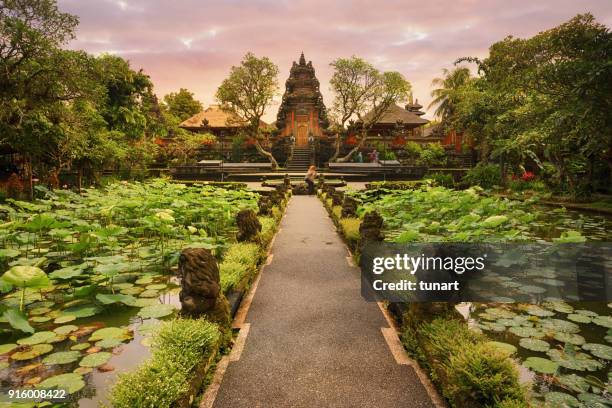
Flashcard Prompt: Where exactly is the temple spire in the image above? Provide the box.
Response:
[299,52,306,65]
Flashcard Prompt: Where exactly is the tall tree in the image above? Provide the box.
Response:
[163,88,203,122]
[216,52,279,168]
[329,56,412,162]
[428,67,471,122]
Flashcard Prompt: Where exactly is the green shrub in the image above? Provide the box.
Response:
[463,163,502,189]
[219,260,248,293]
[419,143,447,167]
[332,205,342,221]
[223,242,261,269]
[271,206,282,222]
[508,179,548,193]
[109,318,220,408]
[444,342,526,407]
[425,172,454,188]
[259,216,276,246]
[339,218,361,243]
[402,316,527,408]
[405,141,423,161]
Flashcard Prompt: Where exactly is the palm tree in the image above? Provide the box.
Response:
[428,67,471,121]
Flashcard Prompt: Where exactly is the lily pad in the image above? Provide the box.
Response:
[484,341,517,356]
[53,325,78,335]
[138,289,159,298]
[577,392,611,408]
[592,316,612,329]
[11,344,53,360]
[73,366,92,375]
[544,392,580,407]
[137,304,176,319]
[42,351,81,365]
[524,305,555,317]
[95,338,124,349]
[89,327,130,342]
[557,374,590,393]
[17,331,58,345]
[547,349,603,372]
[582,343,612,360]
[36,373,85,394]
[554,332,586,346]
[509,326,545,338]
[519,338,550,352]
[62,304,102,318]
[135,276,154,285]
[541,319,580,334]
[0,343,18,354]
[95,293,137,306]
[79,351,111,367]
[567,314,592,324]
[133,298,159,307]
[145,283,167,291]
[523,357,558,374]
[54,315,76,324]
[70,343,90,351]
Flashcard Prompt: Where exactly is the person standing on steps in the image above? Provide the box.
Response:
[304,165,317,195]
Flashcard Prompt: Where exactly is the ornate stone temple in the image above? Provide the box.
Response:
[276,53,329,147]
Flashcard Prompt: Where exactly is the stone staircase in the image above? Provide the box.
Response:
[286,146,312,172]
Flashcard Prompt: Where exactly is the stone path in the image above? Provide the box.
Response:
[213,196,437,407]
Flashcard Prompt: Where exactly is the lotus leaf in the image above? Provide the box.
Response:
[79,351,111,367]
[519,338,550,352]
[135,276,154,285]
[133,298,159,307]
[481,215,508,228]
[574,310,598,317]
[49,265,85,280]
[0,343,17,354]
[54,315,76,324]
[544,392,580,407]
[547,349,603,372]
[62,304,102,318]
[3,308,34,333]
[95,338,124,349]
[95,293,137,306]
[139,289,159,298]
[1,266,50,288]
[137,304,176,319]
[89,327,130,342]
[145,283,167,291]
[0,249,20,258]
[509,326,545,338]
[523,357,558,374]
[28,307,51,316]
[524,305,555,317]
[36,372,85,394]
[484,341,517,356]
[554,332,586,345]
[567,314,592,324]
[42,351,81,365]
[557,374,590,393]
[73,366,92,375]
[17,331,58,345]
[137,321,160,336]
[541,319,580,334]
[592,316,612,329]
[30,316,52,323]
[577,392,610,407]
[53,325,78,335]
[70,343,90,351]
[582,343,612,360]
[121,287,144,295]
[11,344,53,360]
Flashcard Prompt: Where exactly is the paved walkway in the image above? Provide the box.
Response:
[213,196,436,408]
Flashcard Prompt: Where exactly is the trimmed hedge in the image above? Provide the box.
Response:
[109,318,220,408]
[401,316,528,408]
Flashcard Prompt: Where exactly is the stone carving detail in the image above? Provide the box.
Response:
[236,209,262,242]
[342,196,358,218]
[359,211,385,245]
[179,248,230,326]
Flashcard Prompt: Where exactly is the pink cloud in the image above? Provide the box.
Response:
[58,0,612,121]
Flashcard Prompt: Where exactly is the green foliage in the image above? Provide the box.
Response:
[332,205,342,220]
[418,143,447,167]
[163,88,203,122]
[425,173,454,188]
[223,242,261,269]
[463,163,502,189]
[445,343,526,407]
[428,67,472,121]
[219,261,247,293]
[404,141,423,162]
[259,216,277,247]
[109,318,220,408]
[403,317,527,408]
[339,218,361,243]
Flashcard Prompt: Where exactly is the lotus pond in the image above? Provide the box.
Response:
[0,180,259,406]
[350,186,612,406]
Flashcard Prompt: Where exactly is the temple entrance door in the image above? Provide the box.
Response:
[296,123,309,147]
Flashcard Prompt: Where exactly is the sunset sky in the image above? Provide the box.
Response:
[57,0,612,122]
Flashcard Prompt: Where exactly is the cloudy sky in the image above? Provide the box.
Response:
[58,0,612,122]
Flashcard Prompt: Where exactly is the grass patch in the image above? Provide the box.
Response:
[223,242,261,268]
[259,216,277,247]
[219,261,248,294]
[401,316,528,407]
[109,318,220,408]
